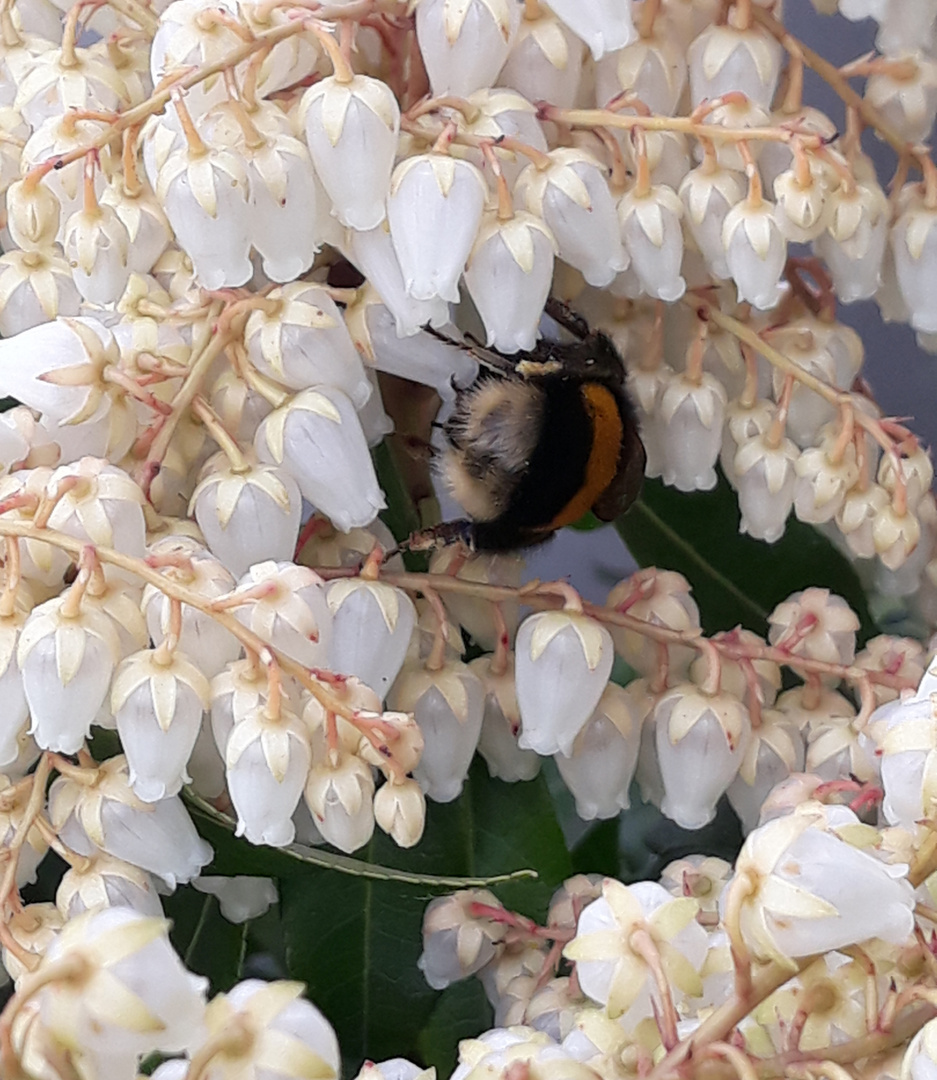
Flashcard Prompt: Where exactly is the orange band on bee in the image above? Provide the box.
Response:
[545,383,624,531]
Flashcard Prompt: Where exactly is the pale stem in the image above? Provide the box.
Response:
[490,603,510,677]
[0,536,20,618]
[481,143,514,221]
[173,91,208,157]
[226,93,266,150]
[197,5,253,40]
[154,597,183,664]
[739,342,759,409]
[843,945,878,1033]
[829,403,855,465]
[523,0,541,19]
[739,141,763,208]
[423,586,449,672]
[406,94,480,124]
[684,315,708,387]
[311,21,354,83]
[59,546,96,619]
[404,115,553,170]
[918,147,937,210]
[33,475,80,530]
[698,637,722,696]
[33,813,92,870]
[81,152,100,218]
[702,1042,760,1080]
[792,138,812,189]
[629,927,680,1051]
[121,125,143,198]
[191,395,251,474]
[263,655,282,721]
[633,127,651,198]
[185,1019,255,1080]
[593,127,628,194]
[0,754,51,909]
[779,41,805,115]
[765,374,793,450]
[431,119,457,155]
[720,871,755,1000]
[241,44,272,110]
[61,0,84,67]
[537,580,584,614]
[639,0,661,38]
[734,0,752,30]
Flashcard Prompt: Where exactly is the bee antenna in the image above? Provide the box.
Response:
[544,297,591,340]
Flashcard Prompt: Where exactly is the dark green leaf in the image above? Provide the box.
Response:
[163,886,248,994]
[279,763,571,1072]
[616,474,876,641]
[416,979,492,1079]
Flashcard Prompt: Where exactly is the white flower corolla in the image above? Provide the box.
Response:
[595,29,687,114]
[659,855,732,916]
[345,225,451,338]
[722,194,787,311]
[190,453,303,579]
[794,437,860,525]
[904,1016,937,1080]
[499,8,583,108]
[143,544,240,679]
[56,853,163,919]
[873,695,937,830]
[679,162,746,280]
[112,646,211,803]
[516,149,628,287]
[300,72,399,231]
[548,0,637,59]
[388,659,484,803]
[564,879,705,1023]
[554,683,641,821]
[618,183,685,302]
[471,652,541,783]
[727,710,805,834]
[37,907,207,1062]
[18,591,121,754]
[305,751,376,854]
[227,560,331,669]
[653,682,750,830]
[211,655,300,758]
[388,154,487,304]
[464,210,556,354]
[727,811,915,963]
[227,701,311,848]
[768,588,860,668]
[0,249,83,337]
[657,369,726,492]
[373,778,426,849]
[244,281,370,404]
[48,756,213,888]
[865,52,937,144]
[254,386,386,532]
[891,184,937,334]
[62,199,131,307]
[0,579,33,767]
[100,178,173,276]
[15,41,131,129]
[327,577,416,700]
[3,903,64,984]
[605,569,700,680]
[418,889,507,991]
[734,430,800,543]
[0,316,117,424]
[836,482,890,560]
[192,876,278,924]
[857,635,925,707]
[879,446,935,512]
[195,979,340,1080]
[687,20,782,108]
[416,0,519,96]
[514,609,614,757]
[45,458,146,562]
[814,177,890,303]
[6,174,61,252]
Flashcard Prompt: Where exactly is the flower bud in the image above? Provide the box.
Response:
[687,21,782,108]
[548,0,637,59]
[722,196,787,310]
[471,652,541,783]
[192,876,278,923]
[56,853,163,919]
[374,777,426,848]
[618,183,685,302]
[418,889,507,990]
[416,0,519,96]
[305,750,375,854]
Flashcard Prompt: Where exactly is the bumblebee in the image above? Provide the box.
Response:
[419,300,646,552]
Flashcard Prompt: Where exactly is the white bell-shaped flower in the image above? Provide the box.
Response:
[388,658,485,803]
[687,20,782,108]
[112,647,211,803]
[773,161,830,244]
[657,369,727,492]
[226,560,332,670]
[190,452,303,579]
[794,433,859,525]
[18,591,121,753]
[6,176,62,251]
[100,178,173,276]
[37,907,207,1061]
[564,879,706,1024]
[254,386,386,532]
[548,0,637,59]
[606,570,700,681]
[554,683,642,821]
[15,42,130,129]
[679,162,746,280]
[45,458,146,564]
[418,889,507,990]
[417,0,519,96]
[347,288,476,403]
[192,875,278,923]
[498,10,583,108]
[0,316,116,424]
[618,183,686,301]
[0,249,82,337]
[723,191,787,310]
[514,608,614,756]
[873,695,937,829]
[155,103,252,289]
[143,543,240,679]
[62,196,132,306]
[244,281,370,403]
[48,756,212,887]
[728,809,915,962]
[595,30,687,113]
[210,655,302,757]
[374,777,426,848]
[300,72,399,231]
[654,681,750,829]
[727,711,804,834]
[226,700,311,847]
[734,430,800,543]
[0,585,34,769]
[865,52,937,144]
[463,209,556,354]
[388,154,487,303]
[327,577,416,699]
[891,184,937,334]
[56,853,163,919]
[471,653,541,783]
[305,750,376,854]
[0,773,48,887]
[516,149,628,287]
[203,979,340,1080]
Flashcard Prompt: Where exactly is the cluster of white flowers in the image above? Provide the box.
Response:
[1,0,937,1078]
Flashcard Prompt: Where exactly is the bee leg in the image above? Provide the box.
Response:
[405,520,477,553]
[544,297,591,341]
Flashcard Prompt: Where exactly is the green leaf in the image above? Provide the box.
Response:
[416,979,491,1079]
[279,763,571,1073]
[163,886,250,994]
[616,474,876,641]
